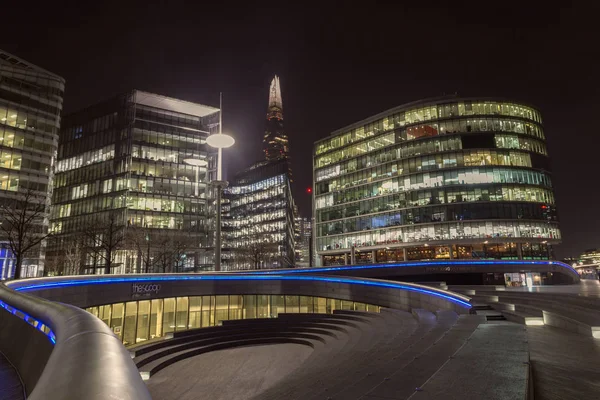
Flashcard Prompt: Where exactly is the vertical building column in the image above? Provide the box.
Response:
[403,248,407,261]
[449,245,454,260]
[343,253,348,265]
[372,250,377,264]
[351,246,356,265]
[517,243,523,260]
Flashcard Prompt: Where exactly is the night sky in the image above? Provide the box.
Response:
[2,2,598,258]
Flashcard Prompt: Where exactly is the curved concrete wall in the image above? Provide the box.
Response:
[8,274,472,315]
[252,260,581,284]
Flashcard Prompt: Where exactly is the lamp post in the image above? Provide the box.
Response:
[206,93,234,272]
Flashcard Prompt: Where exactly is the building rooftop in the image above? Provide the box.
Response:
[134,90,219,118]
[0,49,65,82]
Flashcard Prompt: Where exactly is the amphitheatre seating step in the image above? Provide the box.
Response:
[0,351,24,400]
[501,309,544,325]
[258,310,412,400]
[134,328,332,367]
[306,312,469,400]
[408,324,529,400]
[140,335,323,377]
[131,319,350,357]
[471,293,600,337]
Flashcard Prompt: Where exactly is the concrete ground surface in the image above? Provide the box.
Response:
[527,324,600,400]
[147,344,313,400]
[0,352,23,400]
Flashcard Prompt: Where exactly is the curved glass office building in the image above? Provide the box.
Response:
[313,98,560,266]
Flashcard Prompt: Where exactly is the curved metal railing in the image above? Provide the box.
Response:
[0,282,151,400]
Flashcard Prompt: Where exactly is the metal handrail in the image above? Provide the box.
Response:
[0,282,152,400]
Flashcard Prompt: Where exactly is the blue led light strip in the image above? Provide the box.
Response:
[11,274,472,309]
[0,300,56,344]
[249,259,579,276]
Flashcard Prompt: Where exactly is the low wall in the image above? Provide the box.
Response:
[8,274,472,315]
[0,283,151,400]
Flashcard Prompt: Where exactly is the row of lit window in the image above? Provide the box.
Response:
[317,149,536,195]
[317,203,556,236]
[53,158,123,189]
[131,160,208,182]
[316,220,560,251]
[0,124,55,153]
[229,186,285,208]
[0,173,48,194]
[315,117,545,168]
[322,243,551,264]
[228,174,286,195]
[0,104,58,135]
[132,127,207,149]
[315,101,542,155]
[317,184,556,223]
[315,167,552,210]
[55,144,115,173]
[315,151,548,195]
[315,133,546,182]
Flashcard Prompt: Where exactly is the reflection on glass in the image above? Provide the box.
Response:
[123,302,137,346]
[136,301,150,342]
[150,299,162,339]
[162,298,175,335]
[229,295,243,320]
[110,303,124,340]
[175,297,188,331]
[215,296,229,325]
[189,297,201,329]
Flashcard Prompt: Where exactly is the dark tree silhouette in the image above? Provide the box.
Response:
[0,190,51,280]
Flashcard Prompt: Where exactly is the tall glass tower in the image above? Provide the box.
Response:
[263,75,289,161]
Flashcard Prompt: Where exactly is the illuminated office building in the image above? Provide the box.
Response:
[295,215,312,267]
[48,90,219,274]
[313,97,560,266]
[224,76,296,269]
[224,158,295,269]
[0,50,65,279]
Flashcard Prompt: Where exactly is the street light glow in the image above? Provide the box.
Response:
[207,133,235,149]
[182,158,208,167]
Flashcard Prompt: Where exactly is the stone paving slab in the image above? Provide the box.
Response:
[526,325,600,400]
[407,324,528,400]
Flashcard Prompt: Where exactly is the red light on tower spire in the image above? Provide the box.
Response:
[306,187,312,194]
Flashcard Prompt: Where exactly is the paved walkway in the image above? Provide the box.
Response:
[147,344,313,400]
[527,324,600,400]
[0,352,23,400]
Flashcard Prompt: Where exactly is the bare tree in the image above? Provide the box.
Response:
[44,251,64,277]
[126,226,154,273]
[236,241,278,270]
[171,234,195,272]
[83,211,126,275]
[64,236,84,275]
[0,190,51,279]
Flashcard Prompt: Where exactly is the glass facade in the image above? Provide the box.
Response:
[313,98,559,265]
[0,50,65,279]
[223,158,296,270]
[86,294,381,346]
[48,90,220,274]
